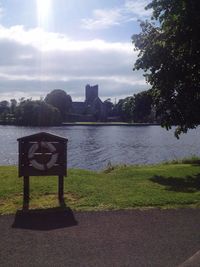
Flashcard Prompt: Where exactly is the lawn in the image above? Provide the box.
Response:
[1,162,200,214]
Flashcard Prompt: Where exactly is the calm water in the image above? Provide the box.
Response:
[0,125,200,170]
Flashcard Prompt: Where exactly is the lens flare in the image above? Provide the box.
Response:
[37,0,52,27]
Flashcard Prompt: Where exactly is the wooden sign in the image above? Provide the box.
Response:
[18,132,67,177]
[17,132,68,209]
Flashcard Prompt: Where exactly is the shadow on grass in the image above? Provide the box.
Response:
[150,173,200,193]
[12,202,78,231]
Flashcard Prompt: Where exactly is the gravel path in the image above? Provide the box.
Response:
[0,208,200,267]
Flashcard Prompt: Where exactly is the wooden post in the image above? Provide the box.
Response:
[58,175,64,204]
[23,176,29,210]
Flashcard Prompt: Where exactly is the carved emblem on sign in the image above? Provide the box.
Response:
[28,142,58,171]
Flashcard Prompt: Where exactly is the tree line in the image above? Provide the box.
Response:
[0,89,155,126]
[0,89,71,126]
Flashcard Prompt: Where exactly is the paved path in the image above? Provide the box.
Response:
[0,208,200,267]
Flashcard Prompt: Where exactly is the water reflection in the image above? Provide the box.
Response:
[0,125,200,170]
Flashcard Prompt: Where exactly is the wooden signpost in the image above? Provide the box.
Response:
[17,132,68,209]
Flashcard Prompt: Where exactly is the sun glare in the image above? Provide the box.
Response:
[36,0,52,27]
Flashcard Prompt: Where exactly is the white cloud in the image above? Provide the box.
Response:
[125,0,152,18]
[0,24,148,101]
[0,25,132,52]
[81,8,123,30]
[81,0,151,30]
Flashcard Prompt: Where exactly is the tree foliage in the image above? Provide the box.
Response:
[121,96,135,121]
[15,99,61,126]
[45,89,72,121]
[112,97,133,121]
[104,99,114,117]
[10,99,17,114]
[0,101,10,123]
[114,90,153,122]
[132,0,200,137]
[132,90,153,123]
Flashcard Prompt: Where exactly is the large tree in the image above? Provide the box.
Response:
[132,0,200,137]
[45,89,72,121]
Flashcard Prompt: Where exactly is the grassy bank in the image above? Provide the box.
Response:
[1,162,200,214]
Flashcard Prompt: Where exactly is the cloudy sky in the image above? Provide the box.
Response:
[0,0,152,102]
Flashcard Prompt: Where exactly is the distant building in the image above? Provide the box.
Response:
[70,84,107,122]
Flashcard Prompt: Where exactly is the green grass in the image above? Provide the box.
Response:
[1,161,200,214]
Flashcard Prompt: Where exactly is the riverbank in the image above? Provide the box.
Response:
[1,160,200,214]
[0,121,160,127]
[62,122,160,126]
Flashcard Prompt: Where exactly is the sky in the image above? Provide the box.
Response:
[0,0,152,102]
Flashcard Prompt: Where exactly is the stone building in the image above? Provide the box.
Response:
[70,84,106,121]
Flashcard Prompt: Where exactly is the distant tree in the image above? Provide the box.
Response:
[132,0,200,137]
[10,99,17,114]
[113,91,153,122]
[0,100,9,113]
[15,100,62,126]
[45,89,72,121]
[89,97,103,121]
[132,90,153,123]
[112,97,133,121]
[113,99,123,117]
[104,99,114,117]
[19,97,25,104]
[0,101,10,122]
[121,97,135,122]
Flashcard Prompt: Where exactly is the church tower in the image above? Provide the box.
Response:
[85,84,98,104]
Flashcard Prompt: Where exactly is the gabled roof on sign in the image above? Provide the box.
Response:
[17,132,68,142]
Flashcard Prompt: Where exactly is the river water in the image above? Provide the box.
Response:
[0,125,200,170]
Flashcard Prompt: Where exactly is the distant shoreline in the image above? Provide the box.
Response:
[62,122,160,126]
[0,122,160,127]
